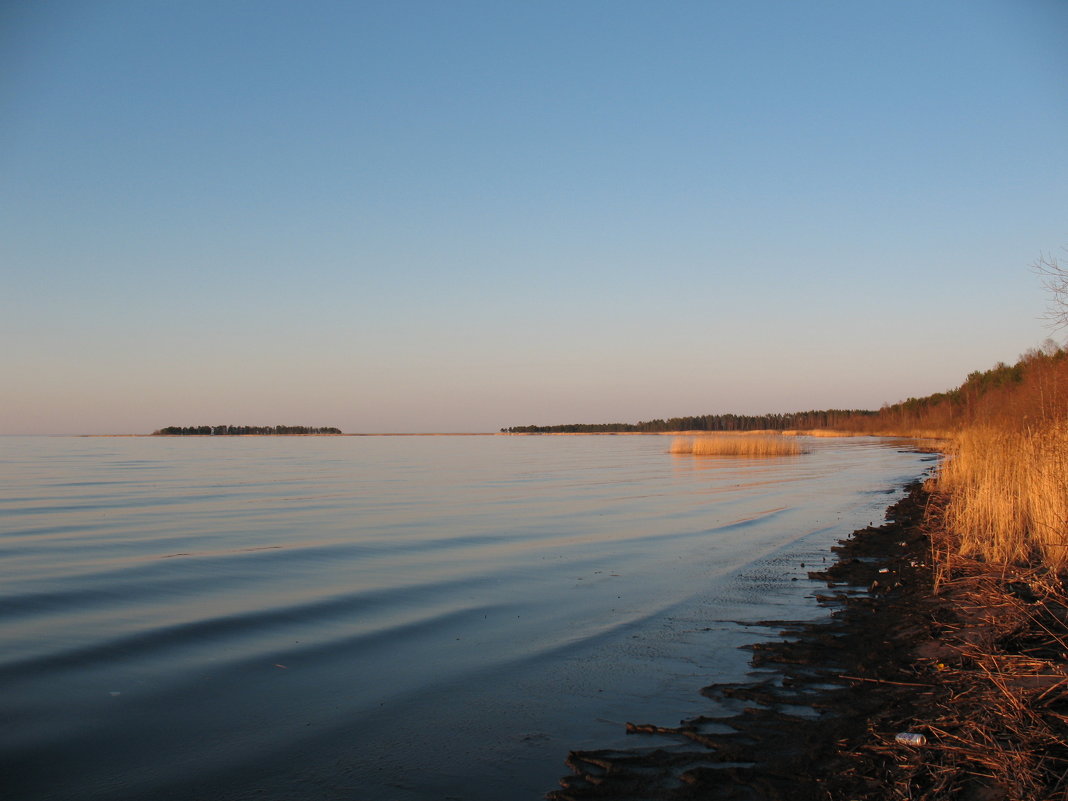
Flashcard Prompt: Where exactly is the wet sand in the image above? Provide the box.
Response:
[550,482,1068,800]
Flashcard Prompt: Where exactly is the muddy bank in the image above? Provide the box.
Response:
[549,482,1068,800]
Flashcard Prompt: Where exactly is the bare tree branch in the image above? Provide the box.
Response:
[1034,248,1068,330]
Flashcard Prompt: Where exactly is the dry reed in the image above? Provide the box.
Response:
[936,424,1068,571]
[669,434,802,457]
[781,428,859,438]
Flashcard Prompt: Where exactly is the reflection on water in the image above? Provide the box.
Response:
[0,435,932,800]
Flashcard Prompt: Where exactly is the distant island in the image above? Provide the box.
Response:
[152,425,343,436]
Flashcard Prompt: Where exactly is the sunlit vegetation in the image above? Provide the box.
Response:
[936,425,1068,570]
[153,425,343,436]
[669,434,803,457]
[857,341,1068,570]
[828,342,1068,437]
[781,429,858,438]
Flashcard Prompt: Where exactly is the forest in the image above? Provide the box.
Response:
[834,340,1067,435]
[502,409,875,434]
[503,342,1068,436]
[152,425,343,436]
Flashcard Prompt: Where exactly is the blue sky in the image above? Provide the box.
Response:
[3,0,1067,434]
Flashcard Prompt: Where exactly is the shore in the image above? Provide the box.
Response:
[549,481,1068,800]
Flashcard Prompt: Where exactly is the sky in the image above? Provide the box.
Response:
[2,0,1067,434]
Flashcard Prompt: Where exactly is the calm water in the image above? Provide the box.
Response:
[0,435,932,800]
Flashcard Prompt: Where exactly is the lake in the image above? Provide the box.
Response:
[0,434,933,800]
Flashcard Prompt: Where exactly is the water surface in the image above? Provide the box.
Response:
[0,434,932,800]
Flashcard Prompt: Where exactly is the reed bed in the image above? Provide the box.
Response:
[669,434,802,457]
[935,424,1068,571]
[781,428,858,437]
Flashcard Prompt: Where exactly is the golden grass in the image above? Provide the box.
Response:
[669,434,802,457]
[935,424,1068,571]
[870,428,955,440]
[781,428,859,437]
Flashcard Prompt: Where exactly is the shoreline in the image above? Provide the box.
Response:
[549,481,1068,800]
[73,431,922,439]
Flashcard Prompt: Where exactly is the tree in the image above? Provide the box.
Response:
[1035,249,1068,330]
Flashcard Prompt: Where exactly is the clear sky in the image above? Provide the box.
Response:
[3,1,1067,434]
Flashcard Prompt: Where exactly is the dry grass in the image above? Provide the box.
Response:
[669,434,802,457]
[777,429,884,442]
[781,428,858,437]
[936,424,1068,571]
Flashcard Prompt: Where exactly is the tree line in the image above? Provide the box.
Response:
[153,425,343,436]
[502,409,876,434]
[845,340,1067,434]
[503,342,1068,436]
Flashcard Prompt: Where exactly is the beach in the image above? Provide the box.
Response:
[550,481,1068,800]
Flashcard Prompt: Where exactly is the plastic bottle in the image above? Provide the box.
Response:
[895,732,926,746]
